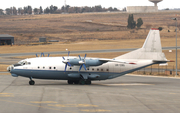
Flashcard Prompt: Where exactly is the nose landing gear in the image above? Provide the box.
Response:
[29,77,35,85]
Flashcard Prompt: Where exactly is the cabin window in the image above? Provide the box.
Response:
[70,67,72,70]
[43,67,45,69]
[28,62,31,65]
[49,67,51,69]
[87,68,89,70]
[115,64,118,66]
[107,69,109,71]
[92,68,94,71]
[38,66,40,69]
[101,69,103,71]
[54,67,56,69]
[97,68,99,71]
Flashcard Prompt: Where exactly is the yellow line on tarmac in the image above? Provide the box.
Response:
[0,99,77,113]
[80,109,111,112]
[30,101,57,104]
[48,104,98,107]
[97,83,153,86]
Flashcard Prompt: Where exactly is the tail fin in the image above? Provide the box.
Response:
[115,28,167,61]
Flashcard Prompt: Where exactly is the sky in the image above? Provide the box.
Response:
[0,0,179,10]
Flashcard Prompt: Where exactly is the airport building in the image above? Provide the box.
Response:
[127,6,158,13]
[0,34,14,45]
[127,0,163,13]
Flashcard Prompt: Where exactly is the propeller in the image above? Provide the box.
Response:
[47,53,50,57]
[78,54,87,71]
[62,51,71,72]
[35,53,50,57]
[40,52,45,57]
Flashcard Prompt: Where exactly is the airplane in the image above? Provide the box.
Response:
[7,28,170,85]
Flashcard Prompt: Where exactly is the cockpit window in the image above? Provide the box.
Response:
[17,61,31,66]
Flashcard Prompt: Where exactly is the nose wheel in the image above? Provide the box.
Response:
[29,80,35,85]
[29,77,35,85]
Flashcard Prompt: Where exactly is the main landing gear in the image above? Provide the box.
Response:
[29,77,35,85]
[67,79,91,85]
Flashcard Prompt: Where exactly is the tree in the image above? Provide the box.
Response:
[39,6,43,14]
[5,8,12,15]
[24,6,28,14]
[122,7,126,11]
[12,7,17,15]
[34,8,39,14]
[127,14,136,29]
[0,9,4,15]
[158,27,163,31]
[137,18,143,29]
[50,5,54,13]
[108,7,113,11]
[27,6,32,14]
[44,7,50,14]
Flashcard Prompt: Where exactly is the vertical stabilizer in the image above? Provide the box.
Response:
[142,28,162,52]
[115,28,167,61]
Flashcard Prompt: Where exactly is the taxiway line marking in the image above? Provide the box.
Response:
[0,99,77,113]
[96,83,153,86]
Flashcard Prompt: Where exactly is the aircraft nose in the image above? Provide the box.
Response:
[7,65,14,72]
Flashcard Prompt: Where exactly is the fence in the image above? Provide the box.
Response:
[132,64,180,77]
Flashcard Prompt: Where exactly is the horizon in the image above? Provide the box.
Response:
[0,0,180,10]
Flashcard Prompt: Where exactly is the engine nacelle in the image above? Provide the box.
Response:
[69,58,104,67]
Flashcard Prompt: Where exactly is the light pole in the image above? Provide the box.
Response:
[172,18,178,77]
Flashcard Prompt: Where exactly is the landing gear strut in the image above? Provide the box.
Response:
[29,77,35,85]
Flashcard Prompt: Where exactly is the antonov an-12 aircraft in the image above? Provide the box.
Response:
[7,28,170,85]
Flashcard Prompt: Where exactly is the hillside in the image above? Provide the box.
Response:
[0,11,180,44]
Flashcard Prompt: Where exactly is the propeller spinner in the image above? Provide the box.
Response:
[62,51,72,72]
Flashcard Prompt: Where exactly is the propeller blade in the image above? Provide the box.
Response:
[62,57,65,60]
[84,54,87,60]
[79,65,83,71]
[42,52,45,57]
[36,54,38,57]
[47,53,50,57]
[78,55,81,60]
[68,51,70,57]
[64,64,67,72]
[67,62,71,67]
[83,64,87,71]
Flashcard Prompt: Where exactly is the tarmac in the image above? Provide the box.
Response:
[0,73,180,113]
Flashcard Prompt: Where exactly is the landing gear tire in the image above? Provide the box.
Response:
[79,79,85,85]
[29,80,35,85]
[68,80,73,84]
[85,80,91,85]
[73,80,79,84]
